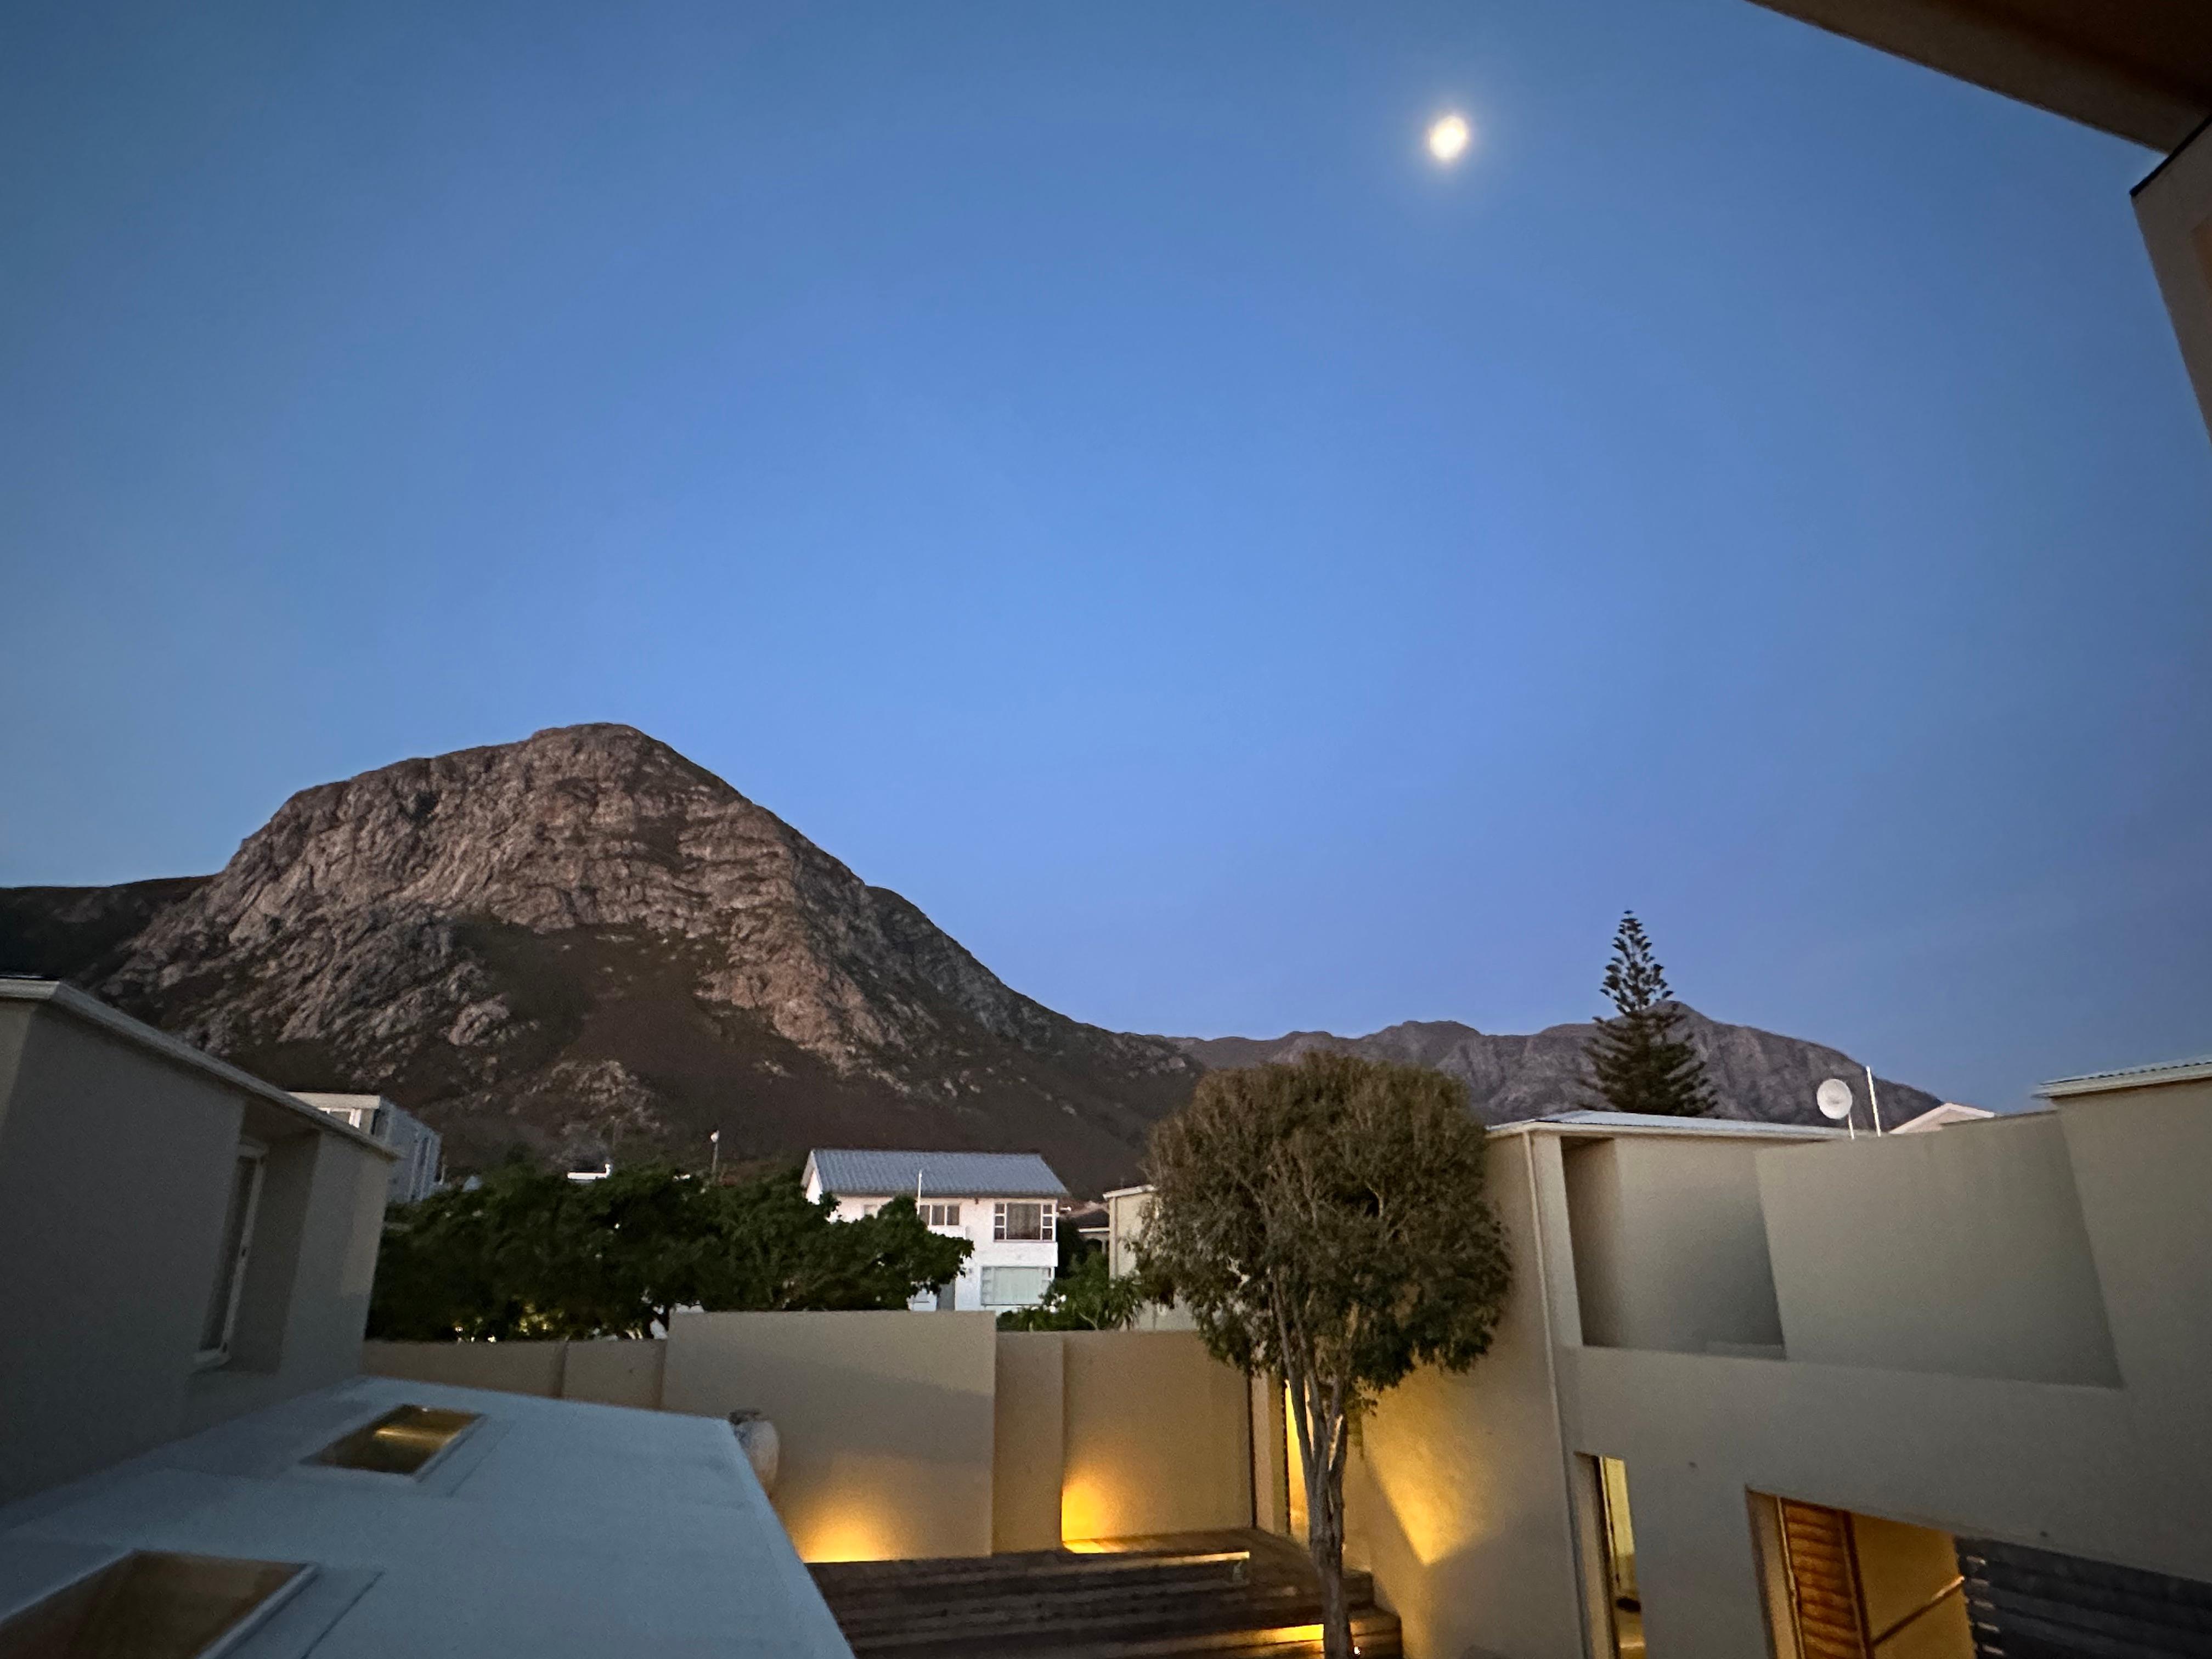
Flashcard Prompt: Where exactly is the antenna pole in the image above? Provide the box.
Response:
[1865,1064,1884,1136]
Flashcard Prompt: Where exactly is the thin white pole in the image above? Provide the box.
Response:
[1865,1065,1884,1136]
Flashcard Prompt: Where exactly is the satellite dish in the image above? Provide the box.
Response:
[1816,1079,1854,1121]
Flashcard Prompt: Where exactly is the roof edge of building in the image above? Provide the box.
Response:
[1488,1111,1844,1141]
[2038,1054,2212,1098]
[0,979,394,1159]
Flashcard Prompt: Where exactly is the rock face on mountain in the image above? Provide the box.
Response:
[0,725,1194,1194]
[1,723,1952,1190]
[1169,1014,1941,1132]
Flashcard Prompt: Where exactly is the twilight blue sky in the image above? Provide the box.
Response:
[3,1,2208,1111]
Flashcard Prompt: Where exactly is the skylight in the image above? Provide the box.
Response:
[309,1404,479,1477]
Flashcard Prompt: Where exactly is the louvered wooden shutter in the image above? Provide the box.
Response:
[1781,1500,1872,1659]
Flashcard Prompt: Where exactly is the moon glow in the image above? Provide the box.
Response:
[1427,114,1471,163]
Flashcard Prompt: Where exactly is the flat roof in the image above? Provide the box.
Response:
[0,1376,850,1658]
[1490,1110,1843,1142]
[805,1148,1070,1199]
[0,980,390,1160]
[2038,1054,2212,1099]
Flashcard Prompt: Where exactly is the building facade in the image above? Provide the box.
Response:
[1332,1075,2212,1659]
[0,979,396,1506]
[296,1091,443,1204]
[802,1149,1068,1313]
[0,980,851,1658]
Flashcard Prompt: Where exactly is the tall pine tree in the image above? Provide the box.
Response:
[1584,913,1716,1116]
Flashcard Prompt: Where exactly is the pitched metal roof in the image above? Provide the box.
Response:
[806,1149,1070,1199]
[2038,1054,2212,1098]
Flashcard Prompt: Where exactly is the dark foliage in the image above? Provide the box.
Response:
[996,1251,1146,1331]
[367,1162,970,1340]
[1584,912,1716,1116]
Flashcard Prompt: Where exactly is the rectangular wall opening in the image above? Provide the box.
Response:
[1583,1455,1645,1658]
[309,1404,479,1477]
[195,1144,264,1367]
[1751,1494,1971,1659]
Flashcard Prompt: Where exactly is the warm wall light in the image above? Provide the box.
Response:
[802,1512,900,1565]
[1061,1475,1114,1544]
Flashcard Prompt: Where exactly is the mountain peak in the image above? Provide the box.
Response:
[24,727,1192,1191]
[0,726,1946,1186]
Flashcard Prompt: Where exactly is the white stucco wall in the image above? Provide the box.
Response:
[815,1191,1058,1311]
[1342,1092,2212,1659]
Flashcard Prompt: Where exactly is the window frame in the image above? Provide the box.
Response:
[196,1139,267,1369]
[994,1200,1053,1242]
[979,1265,1054,1307]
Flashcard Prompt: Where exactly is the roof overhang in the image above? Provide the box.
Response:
[1749,0,2212,150]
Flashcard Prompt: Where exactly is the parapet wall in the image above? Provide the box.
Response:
[363,1317,1255,1562]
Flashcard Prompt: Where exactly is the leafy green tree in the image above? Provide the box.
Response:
[367,1164,970,1340]
[1584,912,1716,1116]
[997,1251,1146,1331]
[713,1187,970,1313]
[1137,1053,1511,1659]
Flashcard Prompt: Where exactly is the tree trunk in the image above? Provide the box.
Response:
[1296,1380,1355,1659]
[1311,1481,1352,1659]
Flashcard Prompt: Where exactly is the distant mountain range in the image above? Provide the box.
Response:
[1167,1018,1936,1134]
[0,725,1938,1193]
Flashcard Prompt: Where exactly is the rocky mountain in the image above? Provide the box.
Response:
[0,725,1194,1195]
[1,723,1949,1193]
[1169,1015,1941,1132]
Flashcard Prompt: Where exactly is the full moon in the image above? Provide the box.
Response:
[1427,113,1471,163]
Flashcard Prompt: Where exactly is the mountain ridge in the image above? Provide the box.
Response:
[1,723,1945,1189]
[1164,1013,1939,1132]
[1,725,1194,1194]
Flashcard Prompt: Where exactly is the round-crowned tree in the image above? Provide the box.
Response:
[1136,1052,1510,1659]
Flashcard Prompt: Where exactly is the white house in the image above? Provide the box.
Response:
[801,1149,1068,1313]
[295,1092,444,1204]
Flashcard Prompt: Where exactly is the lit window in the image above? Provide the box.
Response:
[198,1142,266,1364]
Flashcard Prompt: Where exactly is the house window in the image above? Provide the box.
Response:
[995,1201,1053,1241]
[198,1142,266,1364]
[980,1266,1054,1307]
[922,1202,961,1227]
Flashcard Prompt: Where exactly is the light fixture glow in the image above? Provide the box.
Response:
[1427,114,1471,163]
